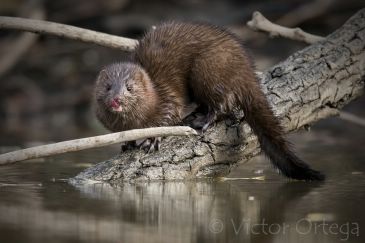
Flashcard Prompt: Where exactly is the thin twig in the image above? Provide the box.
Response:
[247,11,325,44]
[0,126,197,165]
[0,183,42,187]
[339,111,365,128]
[0,16,138,51]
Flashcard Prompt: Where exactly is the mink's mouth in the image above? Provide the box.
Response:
[109,99,123,112]
[111,106,123,112]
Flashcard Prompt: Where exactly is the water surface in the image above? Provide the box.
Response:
[0,117,364,243]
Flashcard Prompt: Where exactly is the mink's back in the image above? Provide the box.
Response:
[134,22,246,75]
[133,22,255,110]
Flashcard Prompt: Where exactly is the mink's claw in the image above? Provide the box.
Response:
[140,137,161,153]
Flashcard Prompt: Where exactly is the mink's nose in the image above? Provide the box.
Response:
[110,97,122,108]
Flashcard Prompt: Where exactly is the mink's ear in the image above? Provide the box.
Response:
[134,69,144,82]
[97,69,108,82]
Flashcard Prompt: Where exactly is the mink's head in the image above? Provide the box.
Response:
[94,63,154,114]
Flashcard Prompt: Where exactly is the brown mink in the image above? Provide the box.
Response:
[94,22,324,181]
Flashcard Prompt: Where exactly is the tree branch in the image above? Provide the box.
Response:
[247,11,325,44]
[0,16,138,51]
[0,126,197,165]
[71,9,365,183]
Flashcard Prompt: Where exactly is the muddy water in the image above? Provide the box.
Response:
[0,116,364,243]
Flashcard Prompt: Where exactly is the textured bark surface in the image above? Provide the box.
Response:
[71,9,365,184]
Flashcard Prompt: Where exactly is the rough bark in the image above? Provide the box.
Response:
[71,9,365,184]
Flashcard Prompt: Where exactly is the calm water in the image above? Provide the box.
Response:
[0,117,364,243]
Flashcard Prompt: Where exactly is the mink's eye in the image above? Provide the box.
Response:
[106,84,111,91]
[126,84,132,92]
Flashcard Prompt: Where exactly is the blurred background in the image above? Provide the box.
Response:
[0,0,364,146]
[0,1,365,243]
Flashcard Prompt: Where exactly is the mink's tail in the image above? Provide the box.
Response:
[240,95,325,181]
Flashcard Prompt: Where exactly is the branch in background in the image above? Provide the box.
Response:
[0,16,138,51]
[339,111,365,128]
[0,126,197,165]
[247,11,325,44]
[0,11,323,52]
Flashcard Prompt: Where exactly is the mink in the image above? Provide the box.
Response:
[94,22,325,181]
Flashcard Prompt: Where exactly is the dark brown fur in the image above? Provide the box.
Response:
[94,22,324,181]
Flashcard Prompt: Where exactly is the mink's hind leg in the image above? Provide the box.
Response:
[188,108,217,132]
[201,109,217,132]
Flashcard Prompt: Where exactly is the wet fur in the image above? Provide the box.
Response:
[94,22,325,181]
